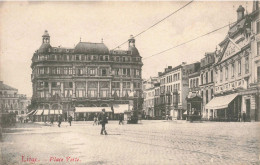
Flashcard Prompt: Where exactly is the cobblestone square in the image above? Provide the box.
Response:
[1,121,260,165]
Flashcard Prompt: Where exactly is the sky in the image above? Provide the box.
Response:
[0,1,253,97]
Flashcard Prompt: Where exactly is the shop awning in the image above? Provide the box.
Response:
[35,110,43,115]
[75,107,112,113]
[57,110,62,114]
[26,110,36,116]
[32,110,38,115]
[43,110,49,115]
[205,93,238,110]
[113,104,129,114]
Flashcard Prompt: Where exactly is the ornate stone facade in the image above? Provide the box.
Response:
[31,31,143,121]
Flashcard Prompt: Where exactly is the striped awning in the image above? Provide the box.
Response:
[35,110,43,115]
[26,110,36,116]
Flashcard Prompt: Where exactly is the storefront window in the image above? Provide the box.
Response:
[238,60,241,75]
[225,67,228,80]
[231,63,234,77]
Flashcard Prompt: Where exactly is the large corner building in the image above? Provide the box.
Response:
[31,31,143,121]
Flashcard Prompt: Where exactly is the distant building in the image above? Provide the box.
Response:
[249,0,260,121]
[186,63,202,117]
[142,77,159,118]
[158,62,200,120]
[31,31,143,121]
[0,81,31,120]
[153,82,161,118]
[199,52,216,119]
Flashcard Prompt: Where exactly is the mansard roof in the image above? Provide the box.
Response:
[74,42,109,55]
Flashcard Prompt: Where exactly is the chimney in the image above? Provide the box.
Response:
[237,5,245,21]
[165,68,168,72]
[168,66,172,69]
[158,72,162,76]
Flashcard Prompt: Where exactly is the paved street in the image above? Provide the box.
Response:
[1,120,260,165]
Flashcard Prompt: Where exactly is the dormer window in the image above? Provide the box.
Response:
[66,49,69,52]
[54,48,57,52]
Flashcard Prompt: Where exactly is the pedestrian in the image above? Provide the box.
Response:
[50,116,54,124]
[238,112,241,122]
[242,112,246,122]
[68,115,72,126]
[93,116,97,125]
[100,109,108,135]
[119,114,124,125]
[58,115,62,127]
[97,113,101,125]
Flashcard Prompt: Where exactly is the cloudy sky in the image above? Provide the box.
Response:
[0,1,253,97]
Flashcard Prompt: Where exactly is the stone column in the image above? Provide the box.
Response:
[98,81,100,98]
[250,95,256,122]
[49,81,52,97]
[109,80,112,97]
[73,82,76,98]
[85,81,88,98]
[61,82,64,97]
[120,79,123,97]
[130,81,134,92]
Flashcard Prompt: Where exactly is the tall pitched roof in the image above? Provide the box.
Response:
[0,81,18,91]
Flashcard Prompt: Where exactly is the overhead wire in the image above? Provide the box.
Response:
[142,21,236,60]
[112,0,194,50]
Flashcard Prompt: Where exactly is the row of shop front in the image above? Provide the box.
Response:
[188,89,259,122]
[27,104,132,122]
[147,89,259,122]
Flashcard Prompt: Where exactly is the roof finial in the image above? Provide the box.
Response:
[101,38,103,43]
[80,37,81,42]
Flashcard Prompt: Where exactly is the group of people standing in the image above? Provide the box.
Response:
[50,114,72,127]
[48,109,126,136]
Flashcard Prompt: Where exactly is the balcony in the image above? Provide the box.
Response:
[0,94,19,98]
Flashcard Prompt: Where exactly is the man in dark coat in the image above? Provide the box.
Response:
[58,115,62,127]
[68,115,72,126]
[50,116,54,124]
[119,114,124,125]
[100,109,108,135]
